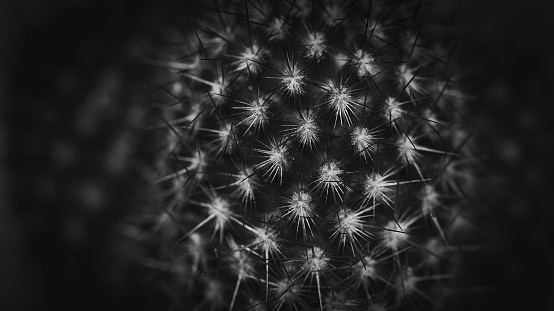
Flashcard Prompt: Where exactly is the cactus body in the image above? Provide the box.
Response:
[136,1,478,310]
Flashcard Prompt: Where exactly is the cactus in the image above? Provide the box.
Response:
[131,0,480,310]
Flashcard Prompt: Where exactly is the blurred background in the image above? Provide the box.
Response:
[1,0,553,310]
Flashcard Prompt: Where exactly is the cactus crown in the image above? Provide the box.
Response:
[138,0,477,310]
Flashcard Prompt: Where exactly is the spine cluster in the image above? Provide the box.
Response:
[135,0,477,310]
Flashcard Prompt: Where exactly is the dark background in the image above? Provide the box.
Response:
[1,0,553,310]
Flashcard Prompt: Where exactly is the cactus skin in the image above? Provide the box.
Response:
[134,0,479,310]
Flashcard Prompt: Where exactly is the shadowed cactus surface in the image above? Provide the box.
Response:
[132,0,480,310]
